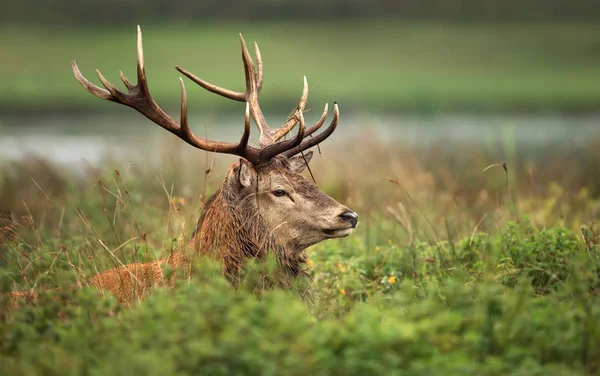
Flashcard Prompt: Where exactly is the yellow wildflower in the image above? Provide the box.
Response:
[306,259,313,267]
[375,246,380,252]
[337,263,346,273]
[340,288,346,295]
[389,275,396,284]
[170,197,185,206]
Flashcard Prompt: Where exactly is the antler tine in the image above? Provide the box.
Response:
[179,77,191,140]
[72,26,261,164]
[304,103,328,138]
[239,34,273,147]
[96,70,127,102]
[72,61,113,101]
[254,41,264,91]
[136,25,148,93]
[282,103,339,159]
[180,77,250,155]
[119,71,135,90]
[175,66,245,102]
[239,34,257,94]
[298,76,309,112]
[273,76,310,142]
[241,102,251,150]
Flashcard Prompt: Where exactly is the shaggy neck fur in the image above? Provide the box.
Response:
[190,184,310,287]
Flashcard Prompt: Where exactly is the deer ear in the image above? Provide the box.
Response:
[238,158,254,187]
[288,151,314,173]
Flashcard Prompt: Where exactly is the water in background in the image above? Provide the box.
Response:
[1,112,598,168]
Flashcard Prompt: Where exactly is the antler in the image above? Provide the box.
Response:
[72,26,338,164]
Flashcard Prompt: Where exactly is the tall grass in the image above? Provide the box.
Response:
[0,137,599,374]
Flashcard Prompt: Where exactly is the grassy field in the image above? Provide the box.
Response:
[1,132,599,373]
[2,21,600,114]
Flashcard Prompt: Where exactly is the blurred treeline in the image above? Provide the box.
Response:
[3,0,599,26]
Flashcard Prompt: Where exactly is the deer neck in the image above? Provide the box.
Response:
[191,189,308,281]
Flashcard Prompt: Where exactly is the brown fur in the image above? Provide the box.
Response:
[3,154,356,308]
[195,161,308,284]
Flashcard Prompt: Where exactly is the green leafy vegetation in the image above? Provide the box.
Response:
[1,136,599,374]
[2,21,600,114]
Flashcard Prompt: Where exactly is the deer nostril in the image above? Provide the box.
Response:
[339,210,359,228]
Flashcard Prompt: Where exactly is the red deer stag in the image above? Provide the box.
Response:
[5,26,357,306]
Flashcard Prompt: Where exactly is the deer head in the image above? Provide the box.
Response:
[72,26,358,271]
[221,152,358,252]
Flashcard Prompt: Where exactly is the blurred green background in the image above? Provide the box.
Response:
[1,0,600,115]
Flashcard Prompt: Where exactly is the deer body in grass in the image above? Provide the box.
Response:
[6,27,357,306]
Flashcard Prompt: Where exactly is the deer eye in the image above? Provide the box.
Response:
[272,189,287,197]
